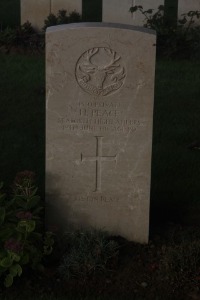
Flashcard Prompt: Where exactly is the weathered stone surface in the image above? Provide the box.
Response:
[178,0,200,24]
[51,0,82,15]
[102,0,164,26]
[46,23,156,243]
[21,0,82,31]
[21,0,50,31]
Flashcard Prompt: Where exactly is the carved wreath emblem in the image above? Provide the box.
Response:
[75,47,126,97]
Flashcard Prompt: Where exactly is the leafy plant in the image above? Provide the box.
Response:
[43,9,81,30]
[0,22,45,54]
[68,11,82,23]
[58,229,119,279]
[43,13,58,30]
[129,5,200,59]
[130,5,166,33]
[0,171,54,287]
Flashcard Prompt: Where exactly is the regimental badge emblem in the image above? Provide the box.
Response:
[75,47,126,97]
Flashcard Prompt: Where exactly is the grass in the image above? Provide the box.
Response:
[1,53,200,224]
[0,53,45,195]
[151,60,200,224]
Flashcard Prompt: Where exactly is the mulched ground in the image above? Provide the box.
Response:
[2,224,200,300]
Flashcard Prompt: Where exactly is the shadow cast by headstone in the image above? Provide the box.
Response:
[45,172,95,234]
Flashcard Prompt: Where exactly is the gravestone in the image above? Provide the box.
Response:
[21,0,50,31]
[51,0,82,15]
[102,0,164,26]
[46,23,156,243]
[21,0,82,31]
[178,0,200,25]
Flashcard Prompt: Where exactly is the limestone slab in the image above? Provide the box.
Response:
[51,0,82,15]
[178,0,200,24]
[21,0,50,31]
[102,0,164,26]
[46,23,156,243]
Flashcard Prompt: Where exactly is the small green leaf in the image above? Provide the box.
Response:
[158,5,164,10]
[27,220,36,232]
[16,197,27,209]
[11,253,21,262]
[44,245,53,255]
[4,198,14,209]
[0,250,7,259]
[43,231,54,255]
[0,228,13,240]
[20,253,29,265]
[4,274,13,287]
[179,17,187,25]
[16,223,26,233]
[129,6,138,13]
[17,220,36,233]
[0,256,12,268]
[9,264,22,277]
[29,187,38,197]
[27,196,40,209]
[145,9,153,14]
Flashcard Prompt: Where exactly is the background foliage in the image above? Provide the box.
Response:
[0,0,20,29]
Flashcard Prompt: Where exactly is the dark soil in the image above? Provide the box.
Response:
[1,224,200,300]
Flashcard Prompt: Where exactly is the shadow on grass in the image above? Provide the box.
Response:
[0,54,200,226]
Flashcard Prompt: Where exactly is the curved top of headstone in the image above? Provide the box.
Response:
[46,22,156,36]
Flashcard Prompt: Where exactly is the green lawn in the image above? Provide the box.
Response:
[151,60,200,224]
[0,53,200,225]
[0,53,45,195]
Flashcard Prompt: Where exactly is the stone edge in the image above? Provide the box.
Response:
[46,22,156,35]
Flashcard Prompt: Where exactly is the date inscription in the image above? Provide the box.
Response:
[57,101,145,134]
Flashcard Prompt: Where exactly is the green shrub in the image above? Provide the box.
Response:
[58,229,119,279]
[130,5,200,59]
[68,11,82,23]
[43,9,82,31]
[0,22,45,53]
[0,171,54,288]
[130,5,166,33]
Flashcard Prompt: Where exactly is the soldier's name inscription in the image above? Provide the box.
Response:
[57,101,145,133]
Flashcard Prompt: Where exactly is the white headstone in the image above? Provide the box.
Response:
[51,0,82,15]
[21,0,50,31]
[46,23,156,243]
[178,0,200,25]
[21,0,82,31]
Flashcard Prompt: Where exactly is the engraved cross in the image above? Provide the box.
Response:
[81,136,117,192]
